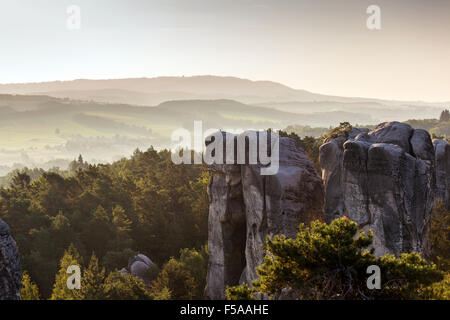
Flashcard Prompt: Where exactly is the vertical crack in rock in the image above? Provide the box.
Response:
[205,165,247,300]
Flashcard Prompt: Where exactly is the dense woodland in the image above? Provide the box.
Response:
[0,148,209,299]
[1,118,449,300]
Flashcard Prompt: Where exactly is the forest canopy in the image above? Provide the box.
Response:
[0,148,209,298]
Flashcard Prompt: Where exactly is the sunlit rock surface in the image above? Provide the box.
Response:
[320,122,435,258]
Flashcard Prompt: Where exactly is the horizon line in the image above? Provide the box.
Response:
[0,74,449,105]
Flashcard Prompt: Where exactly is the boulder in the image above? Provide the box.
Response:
[120,254,155,285]
[320,122,435,257]
[0,219,22,300]
[205,131,324,299]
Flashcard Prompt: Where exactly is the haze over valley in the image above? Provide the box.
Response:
[0,76,446,175]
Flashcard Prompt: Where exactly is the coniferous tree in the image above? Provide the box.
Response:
[75,253,106,300]
[430,201,450,271]
[439,109,450,122]
[20,271,40,300]
[103,271,153,300]
[178,246,208,299]
[0,148,209,298]
[50,244,82,300]
[227,218,444,300]
[151,258,197,300]
[112,205,132,246]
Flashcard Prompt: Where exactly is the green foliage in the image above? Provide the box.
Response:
[0,167,68,188]
[178,246,209,299]
[150,246,208,300]
[50,244,83,300]
[226,283,255,300]
[103,271,153,300]
[430,202,450,271]
[404,119,440,131]
[146,263,161,282]
[151,258,197,300]
[68,155,89,174]
[430,122,450,139]
[50,245,155,300]
[439,109,450,122]
[418,274,450,300]
[103,248,137,273]
[322,122,353,142]
[405,117,450,139]
[20,271,40,300]
[151,287,172,300]
[227,218,444,300]
[75,253,107,300]
[0,148,209,298]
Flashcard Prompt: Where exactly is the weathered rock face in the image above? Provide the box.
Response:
[433,139,450,210]
[319,128,366,221]
[320,122,435,258]
[205,131,324,300]
[0,219,22,300]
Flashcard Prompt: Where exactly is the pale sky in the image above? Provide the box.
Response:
[0,0,449,101]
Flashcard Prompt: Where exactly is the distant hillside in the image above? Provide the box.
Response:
[0,76,338,105]
[405,119,450,138]
[0,91,446,171]
[256,101,443,123]
[0,94,375,169]
[0,76,445,116]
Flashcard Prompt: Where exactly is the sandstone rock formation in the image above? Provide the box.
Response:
[205,131,324,300]
[320,122,435,257]
[433,139,450,210]
[0,219,22,300]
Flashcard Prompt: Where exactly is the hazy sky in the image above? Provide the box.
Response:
[0,0,449,101]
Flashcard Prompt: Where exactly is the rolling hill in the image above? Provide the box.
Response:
[0,76,446,115]
[0,76,447,172]
[0,94,375,170]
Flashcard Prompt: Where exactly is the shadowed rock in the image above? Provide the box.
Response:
[0,219,22,300]
[433,139,450,210]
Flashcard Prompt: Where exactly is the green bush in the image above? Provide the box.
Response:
[227,217,445,300]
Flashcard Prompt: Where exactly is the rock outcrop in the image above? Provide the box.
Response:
[205,131,324,300]
[320,122,435,257]
[433,139,450,210]
[119,254,155,285]
[0,219,22,300]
